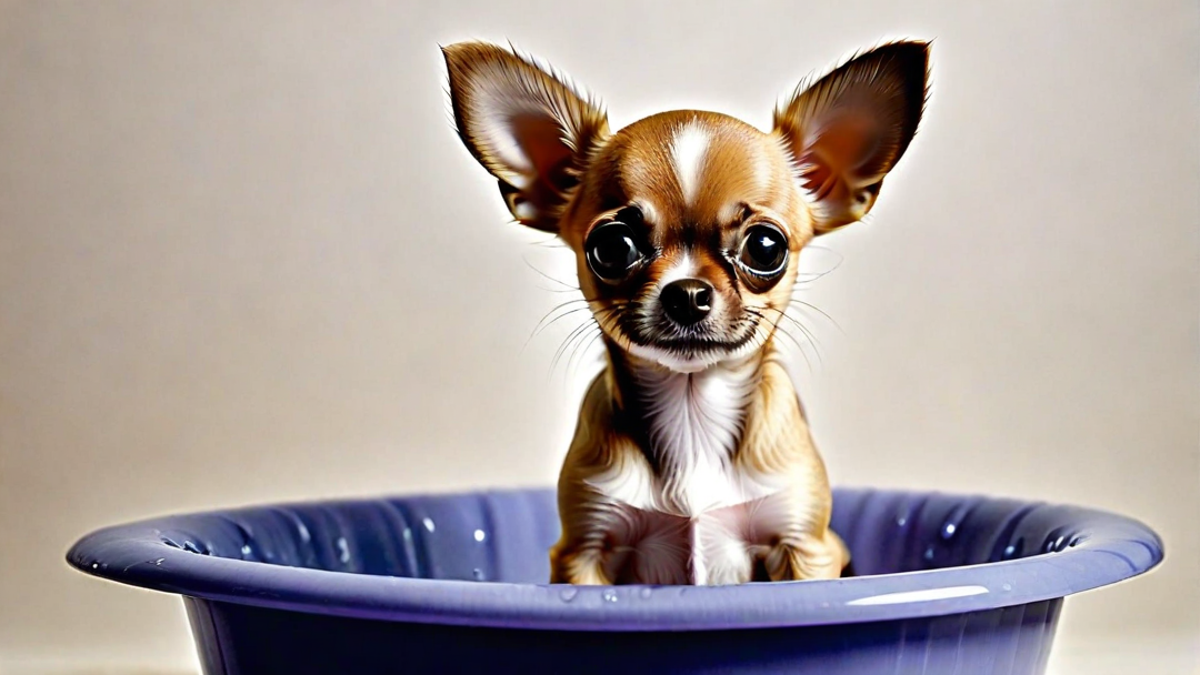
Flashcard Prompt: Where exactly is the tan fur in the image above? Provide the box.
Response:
[443,40,929,585]
[549,348,848,584]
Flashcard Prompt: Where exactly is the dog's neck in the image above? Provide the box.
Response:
[607,343,772,475]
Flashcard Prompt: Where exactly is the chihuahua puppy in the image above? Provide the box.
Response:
[443,40,928,585]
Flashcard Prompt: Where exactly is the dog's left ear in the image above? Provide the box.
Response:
[442,41,610,233]
[774,41,929,234]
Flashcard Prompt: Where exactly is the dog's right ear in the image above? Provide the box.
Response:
[774,41,929,235]
[442,42,610,233]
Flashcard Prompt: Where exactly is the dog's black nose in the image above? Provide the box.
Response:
[660,278,714,326]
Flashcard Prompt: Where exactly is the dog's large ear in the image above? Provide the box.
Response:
[774,41,929,235]
[442,42,610,233]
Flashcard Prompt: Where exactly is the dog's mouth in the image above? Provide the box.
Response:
[612,312,762,371]
[647,333,756,355]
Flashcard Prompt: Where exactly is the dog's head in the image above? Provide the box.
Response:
[443,41,928,372]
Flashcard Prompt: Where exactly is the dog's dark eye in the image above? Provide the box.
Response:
[586,221,644,282]
[738,225,788,276]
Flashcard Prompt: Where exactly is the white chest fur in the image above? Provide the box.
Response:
[583,357,799,585]
[634,357,769,515]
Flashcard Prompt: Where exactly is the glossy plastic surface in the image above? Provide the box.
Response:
[68,487,1162,674]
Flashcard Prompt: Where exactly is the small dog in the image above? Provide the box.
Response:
[443,40,929,585]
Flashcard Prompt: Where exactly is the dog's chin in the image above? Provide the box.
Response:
[627,343,720,373]
[625,338,758,374]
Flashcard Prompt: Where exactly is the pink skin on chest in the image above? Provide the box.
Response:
[598,491,794,586]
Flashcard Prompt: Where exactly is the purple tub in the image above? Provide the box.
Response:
[67,487,1162,674]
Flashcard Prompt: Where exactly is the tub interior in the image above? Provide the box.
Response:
[149,488,1113,584]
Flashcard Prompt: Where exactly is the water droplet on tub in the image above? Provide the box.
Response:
[923,547,935,562]
[559,587,578,602]
[473,529,486,542]
[639,587,652,599]
[241,545,252,557]
[939,503,973,541]
[897,516,908,527]
[336,537,350,564]
[1002,583,1012,592]
[154,558,165,566]
[91,562,99,570]
[602,590,619,603]
[472,568,485,581]
[1002,538,1024,560]
[402,527,413,541]
[422,518,436,533]
[297,522,311,543]
[1043,535,1066,553]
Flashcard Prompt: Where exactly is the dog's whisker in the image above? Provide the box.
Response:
[552,319,604,383]
[522,256,580,292]
[749,307,823,370]
[566,325,605,381]
[528,298,591,337]
[547,301,630,381]
[566,302,634,377]
[766,304,831,356]
[525,295,626,353]
[794,270,835,285]
[547,320,596,385]
[747,309,809,371]
[783,318,825,368]
[529,237,570,249]
[537,284,587,294]
[792,246,844,287]
[778,324,818,375]
[758,306,821,345]
[553,319,597,365]
[786,298,844,335]
[522,307,597,356]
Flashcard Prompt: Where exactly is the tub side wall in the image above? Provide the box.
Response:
[184,598,1064,675]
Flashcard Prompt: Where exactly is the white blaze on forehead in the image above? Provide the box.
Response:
[670,121,710,207]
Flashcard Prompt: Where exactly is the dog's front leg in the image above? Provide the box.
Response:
[549,536,612,585]
[761,528,850,581]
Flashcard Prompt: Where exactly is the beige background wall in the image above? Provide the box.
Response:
[1,1,1196,673]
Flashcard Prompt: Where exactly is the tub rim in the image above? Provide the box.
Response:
[65,486,1163,632]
